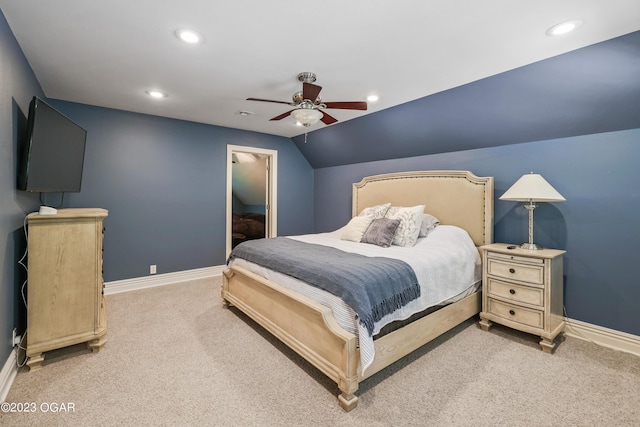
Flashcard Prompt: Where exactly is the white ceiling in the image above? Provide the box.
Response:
[2,1,640,138]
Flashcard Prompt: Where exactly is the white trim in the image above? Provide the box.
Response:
[564,317,640,357]
[1,348,18,402]
[104,266,224,295]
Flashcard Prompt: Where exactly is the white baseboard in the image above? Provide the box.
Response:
[564,318,640,357]
[1,348,18,402]
[104,265,225,295]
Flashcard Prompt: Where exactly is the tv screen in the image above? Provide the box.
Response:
[17,96,87,193]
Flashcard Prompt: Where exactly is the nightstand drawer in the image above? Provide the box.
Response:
[486,278,544,307]
[487,298,544,329]
[486,257,544,285]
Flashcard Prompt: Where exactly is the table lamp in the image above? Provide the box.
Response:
[500,172,566,250]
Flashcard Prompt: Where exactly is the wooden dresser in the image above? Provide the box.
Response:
[479,243,565,353]
[26,208,108,370]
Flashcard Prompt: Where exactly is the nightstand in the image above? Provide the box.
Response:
[479,243,565,353]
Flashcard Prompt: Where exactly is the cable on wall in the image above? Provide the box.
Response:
[15,213,35,368]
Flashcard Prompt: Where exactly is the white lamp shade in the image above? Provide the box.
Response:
[500,173,566,202]
[291,108,323,126]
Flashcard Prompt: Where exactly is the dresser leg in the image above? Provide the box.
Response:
[539,337,556,353]
[88,336,107,353]
[479,318,493,331]
[338,392,358,412]
[26,353,44,371]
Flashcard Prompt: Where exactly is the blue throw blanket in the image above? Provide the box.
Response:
[227,237,420,335]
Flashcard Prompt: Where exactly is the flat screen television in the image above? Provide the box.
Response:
[17,96,87,193]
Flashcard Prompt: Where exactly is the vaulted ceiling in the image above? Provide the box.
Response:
[293,30,640,167]
[1,1,640,168]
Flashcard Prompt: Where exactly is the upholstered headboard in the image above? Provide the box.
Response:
[352,170,494,246]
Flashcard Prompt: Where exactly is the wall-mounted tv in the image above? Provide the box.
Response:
[17,96,87,193]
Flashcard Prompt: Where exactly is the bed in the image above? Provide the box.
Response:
[222,170,494,411]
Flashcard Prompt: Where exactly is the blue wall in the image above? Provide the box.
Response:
[0,10,44,367]
[46,100,314,281]
[313,129,640,336]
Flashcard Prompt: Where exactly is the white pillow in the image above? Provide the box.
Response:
[358,203,391,219]
[419,214,440,237]
[340,216,374,242]
[385,205,425,247]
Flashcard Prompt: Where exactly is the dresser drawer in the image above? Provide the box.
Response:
[486,278,544,307]
[486,257,544,285]
[487,298,544,329]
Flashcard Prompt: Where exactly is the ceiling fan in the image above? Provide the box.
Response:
[247,72,368,127]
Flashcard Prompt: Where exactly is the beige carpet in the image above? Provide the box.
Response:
[2,277,639,426]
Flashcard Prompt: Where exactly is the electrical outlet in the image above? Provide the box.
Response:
[150,264,157,275]
[12,328,20,346]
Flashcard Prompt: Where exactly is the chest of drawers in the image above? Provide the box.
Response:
[479,243,565,353]
[26,208,108,370]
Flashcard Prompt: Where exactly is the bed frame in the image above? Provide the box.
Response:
[222,170,494,411]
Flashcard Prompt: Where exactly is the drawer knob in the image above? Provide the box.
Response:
[509,268,516,274]
[509,310,515,316]
[509,289,516,295]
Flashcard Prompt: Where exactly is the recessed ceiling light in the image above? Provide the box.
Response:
[145,90,168,99]
[546,20,582,37]
[367,94,379,102]
[175,29,203,44]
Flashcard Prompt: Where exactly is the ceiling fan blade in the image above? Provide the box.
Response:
[320,111,338,125]
[302,82,322,101]
[323,101,368,110]
[269,110,294,121]
[247,97,293,106]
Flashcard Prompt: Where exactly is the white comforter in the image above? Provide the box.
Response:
[228,225,481,373]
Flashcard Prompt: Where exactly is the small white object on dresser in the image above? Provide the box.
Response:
[479,243,565,353]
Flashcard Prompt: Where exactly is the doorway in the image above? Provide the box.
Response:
[226,145,277,257]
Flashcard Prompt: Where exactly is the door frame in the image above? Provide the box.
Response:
[226,145,278,258]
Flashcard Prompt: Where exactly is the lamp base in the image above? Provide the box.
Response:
[519,242,543,250]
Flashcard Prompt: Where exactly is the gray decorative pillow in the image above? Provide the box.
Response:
[360,218,401,248]
[385,205,425,247]
[419,214,440,237]
[358,203,391,219]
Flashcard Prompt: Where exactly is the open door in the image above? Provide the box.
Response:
[226,145,277,258]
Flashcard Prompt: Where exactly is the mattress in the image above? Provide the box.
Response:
[227,224,481,373]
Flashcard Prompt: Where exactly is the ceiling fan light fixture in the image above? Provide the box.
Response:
[291,108,322,127]
[248,72,363,127]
